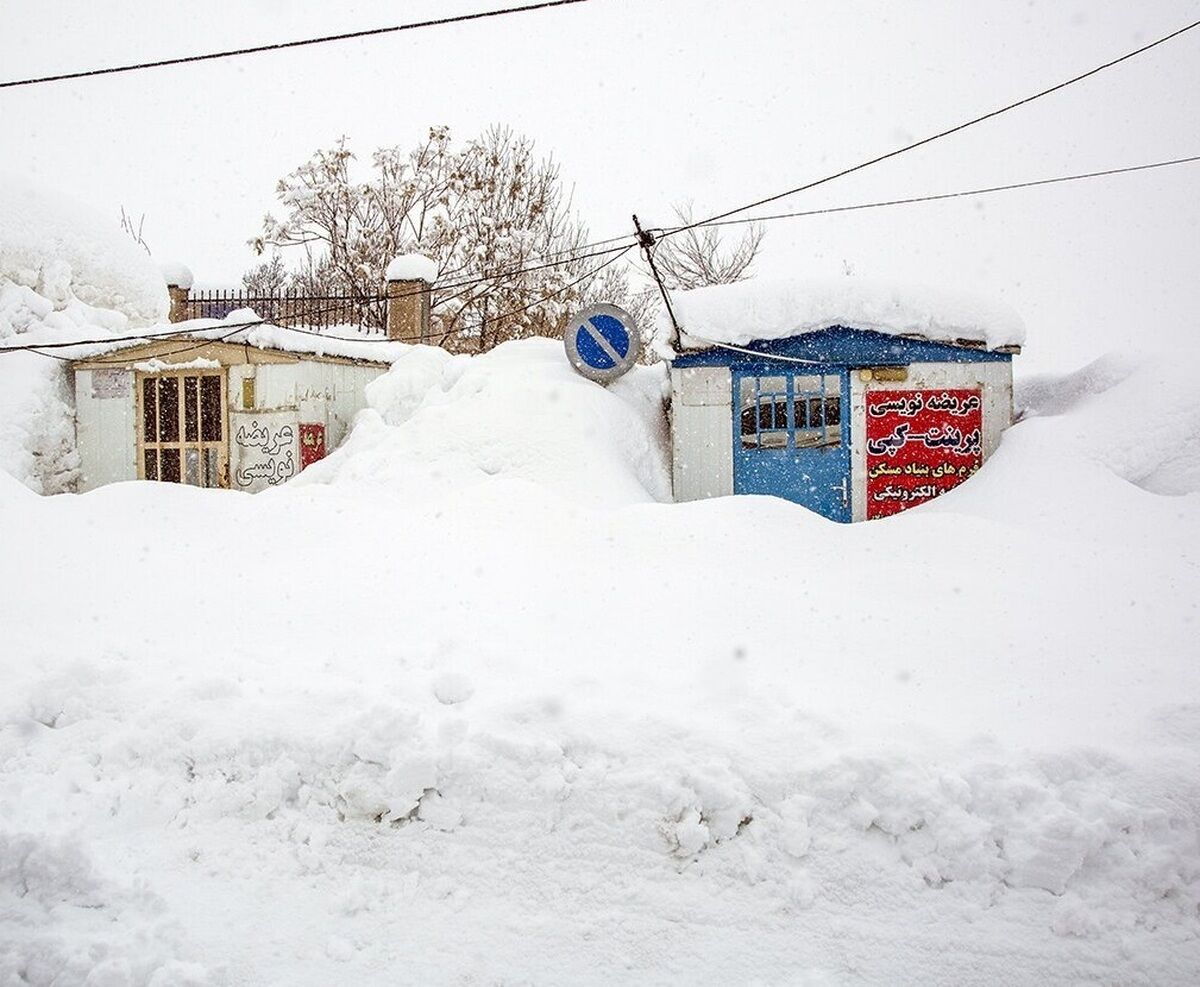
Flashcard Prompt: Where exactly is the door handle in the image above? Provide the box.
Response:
[831,476,848,506]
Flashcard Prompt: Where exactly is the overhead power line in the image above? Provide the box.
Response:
[0,0,594,90]
[677,153,1200,231]
[664,16,1200,237]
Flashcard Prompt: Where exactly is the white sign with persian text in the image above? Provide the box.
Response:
[230,411,299,492]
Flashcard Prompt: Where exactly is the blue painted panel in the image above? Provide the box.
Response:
[732,367,851,522]
[575,314,631,369]
[673,326,1013,369]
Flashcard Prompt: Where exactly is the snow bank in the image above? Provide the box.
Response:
[0,833,208,986]
[1017,352,1200,495]
[297,338,671,506]
[1,211,1198,981]
[667,277,1025,351]
[385,253,439,283]
[0,178,168,326]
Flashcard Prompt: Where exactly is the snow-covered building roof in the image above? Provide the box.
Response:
[61,309,408,366]
[669,277,1025,353]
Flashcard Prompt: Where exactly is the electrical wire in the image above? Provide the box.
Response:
[662,17,1200,237]
[0,0,595,89]
[676,153,1200,231]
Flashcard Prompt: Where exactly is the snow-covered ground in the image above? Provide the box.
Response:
[2,196,1199,985]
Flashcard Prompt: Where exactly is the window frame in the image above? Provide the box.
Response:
[135,369,230,488]
[738,371,843,452]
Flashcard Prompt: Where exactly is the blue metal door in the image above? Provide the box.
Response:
[732,368,851,521]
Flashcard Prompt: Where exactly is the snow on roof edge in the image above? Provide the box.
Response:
[62,312,409,366]
[667,277,1025,353]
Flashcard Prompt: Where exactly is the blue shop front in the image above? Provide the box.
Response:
[668,325,1018,522]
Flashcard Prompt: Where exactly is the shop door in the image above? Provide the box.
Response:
[137,371,229,487]
[732,369,851,521]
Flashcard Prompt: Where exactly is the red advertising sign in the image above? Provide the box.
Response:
[298,423,326,469]
[865,389,983,518]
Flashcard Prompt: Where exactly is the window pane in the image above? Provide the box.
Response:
[144,449,158,481]
[824,396,841,426]
[759,399,787,431]
[204,448,219,488]
[740,378,759,448]
[160,448,181,483]
[184,376,199,442]
[808,397,825,428]
[761,376,785,393]
[142,378,157,442]
[200,376,222,441]
[157,378,179,442]
[185,448,200,486]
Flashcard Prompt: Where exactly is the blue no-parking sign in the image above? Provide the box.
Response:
[564,303,641,385]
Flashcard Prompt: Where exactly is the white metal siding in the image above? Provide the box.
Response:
[670,366,734,501]
[74,369,137,492]
[250,362,384,449]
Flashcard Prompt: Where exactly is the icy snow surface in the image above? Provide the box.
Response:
[669,276,1026,351]
[385,253,439,283]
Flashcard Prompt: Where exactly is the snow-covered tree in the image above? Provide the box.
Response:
[654,201,764,290]
[248,127,633,352]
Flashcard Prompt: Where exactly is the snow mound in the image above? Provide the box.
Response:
[159,262,194,290]
[296,338,671,506]
[668,277,1025,351]
[0,178,168,326]
[1018,352,1200,495]
[385,253,439,283]
[0,832,208,985]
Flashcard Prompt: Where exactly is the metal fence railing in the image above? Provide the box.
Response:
[184,289,388,333]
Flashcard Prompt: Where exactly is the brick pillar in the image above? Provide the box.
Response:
[386,278,432,343]
[167,284,190,323]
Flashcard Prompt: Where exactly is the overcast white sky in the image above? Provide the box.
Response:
[2,0,1198,370]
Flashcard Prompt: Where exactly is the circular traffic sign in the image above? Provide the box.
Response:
[564,303,641,385]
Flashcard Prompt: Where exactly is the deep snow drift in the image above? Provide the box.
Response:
[2,195,1199,983]
[2,327,1199,984]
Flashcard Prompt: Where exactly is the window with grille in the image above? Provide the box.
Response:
[739,373,841,450]
[138,372,228,487]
